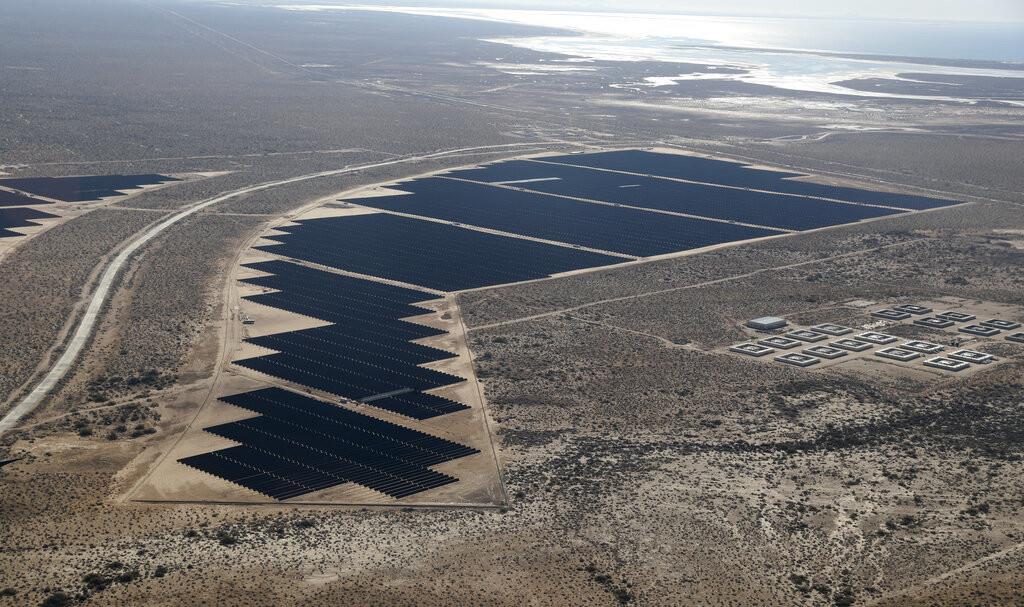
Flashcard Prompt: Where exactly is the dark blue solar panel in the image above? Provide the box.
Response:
[350,177,783,257]
[0,189,50,207]
[221,389,474,462]
[0,207,59,237]
[446,161,903,230]
[234,261,468,419]
[180,446,333,500]
[543,150,958,211]
[0,173,179,202]
[179,388,477,500]
[364,391,470,420]
[234,347,465,401]
[257,213,626,292]
[244,340,461,389]
[248,328,455,367]
[543,150,804,183]
[242,259,435,314]
[242,291,442,338]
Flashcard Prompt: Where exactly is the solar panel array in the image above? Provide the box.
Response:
[0,173,179,202]
[179,388,478,500]
[540,150,957,211]
[298,150,958,290]
[178,261,481,500]
[349,177,783,256]
[179,149,962,502]
[240,259,438,331]
[0,173,180,239]
[257,213,626,291]
[0,207,59,238]
[0,189,49,208]
[447,160,906,231]
[237,260,470,420]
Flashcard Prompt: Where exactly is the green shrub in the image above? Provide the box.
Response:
[40,591,71,607]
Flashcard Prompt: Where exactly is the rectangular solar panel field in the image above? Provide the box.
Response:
[351,177,784,256]
[234,348,465,402]
[0,189,50,207]
[243,291,445,338]
[178,388,478,500]
[241,329,461,387]
[257,213,627,291]
[542,150,958,211]
[0,173,178,202]
[0,207,59,238]
[220,389,475,460]
[445,161,904,231]
[242,259,437,319]
[247,327,455,368]
[257,321,450,361]
[364,391,471,420]
[541,149,805,183]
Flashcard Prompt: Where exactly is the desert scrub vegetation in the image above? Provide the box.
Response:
[0,209,164,409]
[79,213,264,401]
[15,401,161,444]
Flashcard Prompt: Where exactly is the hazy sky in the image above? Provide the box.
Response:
[348,0,1024,22]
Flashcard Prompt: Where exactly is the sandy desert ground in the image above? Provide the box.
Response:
[2,2,1024,605]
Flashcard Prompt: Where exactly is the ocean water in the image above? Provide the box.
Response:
[274,5,1024,104]
[706,18,1024,62]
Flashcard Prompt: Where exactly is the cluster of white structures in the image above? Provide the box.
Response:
[731,305,1021,373]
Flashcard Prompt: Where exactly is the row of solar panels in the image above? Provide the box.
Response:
[268,150,958,291]
[0,189,50,208]
[0,207,59,238]
[259,213,625,292]
[377,170,906,235]
[358,176,785,257]
[0,173,177,204]
[0,173,178,237]
[531,150,955,211]
[179,261,479,500]
[235,260,471,419]
[179,388,478,500]
[353,150,955,252]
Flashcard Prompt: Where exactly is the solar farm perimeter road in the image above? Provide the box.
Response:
[0,143,549,437]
